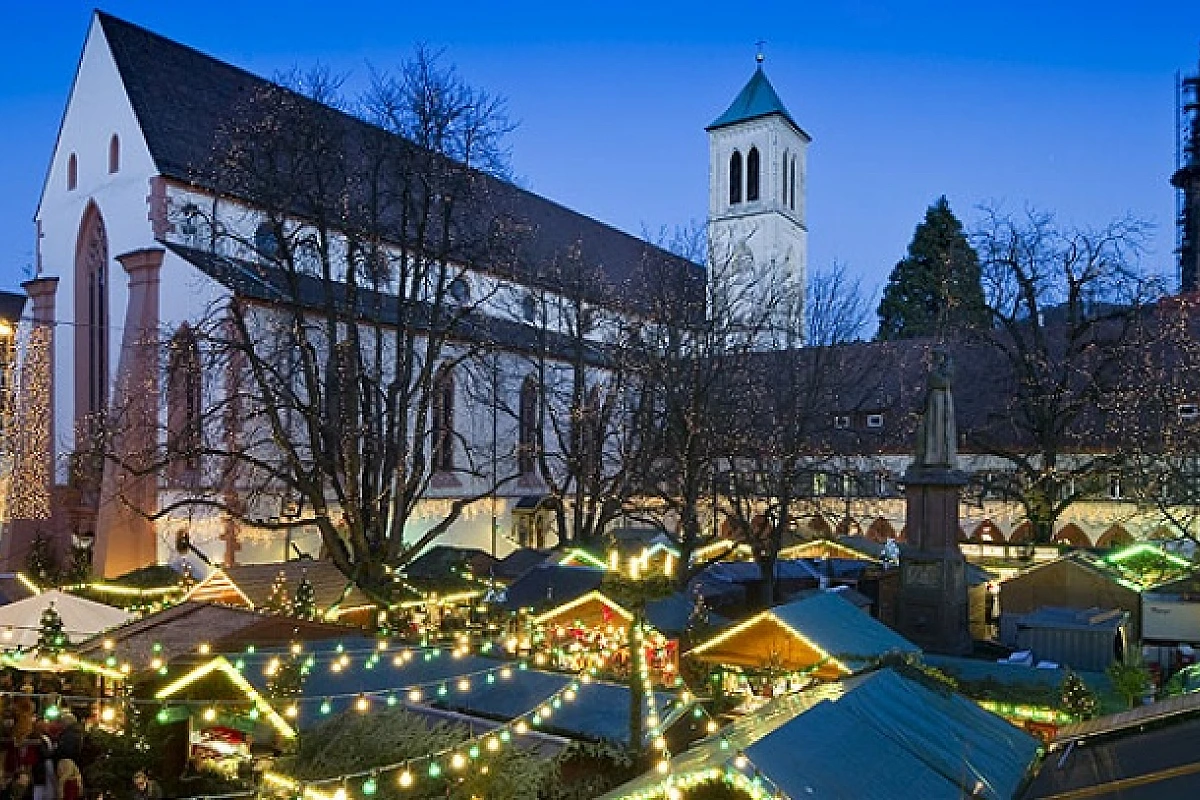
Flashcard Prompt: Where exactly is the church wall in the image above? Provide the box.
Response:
[34,16,160,484]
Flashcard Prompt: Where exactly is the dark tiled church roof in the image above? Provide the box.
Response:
[97,12,704,314]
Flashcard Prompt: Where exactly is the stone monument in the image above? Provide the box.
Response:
[896,348,972,655]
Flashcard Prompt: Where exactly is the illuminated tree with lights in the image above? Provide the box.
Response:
[291,570,316,620]
[103,50,524,605]
[263,569,290,615]
[37,601,66,655]
[967,207,1159,545]
[1059,670,1098,721]
[266,649,307,704]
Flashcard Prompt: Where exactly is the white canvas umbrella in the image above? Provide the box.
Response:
[0,590,132,650]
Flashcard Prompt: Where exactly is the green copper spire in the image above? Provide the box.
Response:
[707,60,805,138]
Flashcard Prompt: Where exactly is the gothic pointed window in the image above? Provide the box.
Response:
[781,149,789,206]
[167,325,202,484]
[108,134,120,174]
[747,147,760,202]
[255,222,279,261]
[790,156,797,211]
[67,154,78,191]
[74,203,109,433]
[518,375,539,475]
[729,151,742,205]
[432,366,455,472]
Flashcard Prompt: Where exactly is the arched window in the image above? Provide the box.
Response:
[518,375,539,475]
[74,203,109,433]
[108,134,120,174]
[67,154,78,191]
[449,276,470,304]
[432,366,455,472]
[781,149,789,206]
[167,325,202,484]
[746,147,760,202]
[790,156,797,211]
[729,151,742,205]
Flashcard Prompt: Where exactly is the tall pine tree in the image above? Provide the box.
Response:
[876,196,987,340]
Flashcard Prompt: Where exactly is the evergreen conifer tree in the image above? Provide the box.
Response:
[876,196,987,340]
[1059,670,1099,720]
[263,569,290,614]
[292,571,316,620]
[38,601,67,655]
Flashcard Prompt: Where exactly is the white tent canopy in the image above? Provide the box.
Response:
[0,590,132,650]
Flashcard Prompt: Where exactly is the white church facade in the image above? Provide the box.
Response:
[2,11,813,578]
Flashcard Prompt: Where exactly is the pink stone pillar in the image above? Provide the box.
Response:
[93,249,162,578]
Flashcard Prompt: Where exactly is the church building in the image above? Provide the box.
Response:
[1,12,806,578]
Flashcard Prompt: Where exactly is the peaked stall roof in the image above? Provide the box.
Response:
[708,64,809,139]
[688,590,919,676]
[600,668,1039,800]
[95,12,704,315]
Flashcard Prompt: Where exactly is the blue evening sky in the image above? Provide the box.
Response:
[0,1,1196,305]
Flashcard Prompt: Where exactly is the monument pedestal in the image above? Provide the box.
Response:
[896,469,972,656]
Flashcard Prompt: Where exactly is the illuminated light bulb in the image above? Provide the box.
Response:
[100,707,116,724]
[245,645,255,654]
[500,668,512,679]
[43,705,60,721]
[468,745,480,759]
[339,654,350,667]
[330,661,343,674]
[532,713,542,725]
[450,753,466,771]
[654,736,667,750]
[393,655,406,667]
[150,657,164,670]
[386,694,398,707]
[361,775,377,796]
[398,770,414,789]
[656,759,670,775]
[333,789,346,800]
[485,737,499,752]
[499,730,511,742]
[105,656,117,667]
[667,788,682,800]
[427,763,441,778]
[734,752,748,770]
[408,689,422,703]
[320,699,332,715]
[203,708,217,723]
[377,640,388,651]
[290,642,303,655]
[198,643,211,655]
[152,642,163,653]
[285,704,298,719]
[505,637,518,653]
[534,653,547,666]
[514,720,529,735]
[248,708,259,721]
[706,721,719,734]
[564,689,576,701]
[102,638,114,650]
[355,694,370,713]
[156,707,169,724]
[336,643,345,653]
[540,704,552,717]
[486,674,496,684]
[552,698,562,709]
[437,685,448,697]
[457,678,470,691]
[120,663,131,674]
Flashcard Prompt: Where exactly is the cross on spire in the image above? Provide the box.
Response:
[755,40,767,64]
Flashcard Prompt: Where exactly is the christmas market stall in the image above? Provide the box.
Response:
[687,591,919,703]
[527,591,679,683]
[597,668,1039,800]
[186,561,377,626]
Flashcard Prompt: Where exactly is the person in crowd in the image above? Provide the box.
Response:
[51,716,80,768]
[53,760,79,800]
[28,723,54,800]
[130,771,160,800]
[3,769,33,800]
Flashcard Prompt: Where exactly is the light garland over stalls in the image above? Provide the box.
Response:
[260,669,596,798]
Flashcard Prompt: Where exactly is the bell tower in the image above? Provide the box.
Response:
[707,55,810,347]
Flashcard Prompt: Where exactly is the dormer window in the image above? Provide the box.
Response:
[255,222,279,261]
[449,276,470,304]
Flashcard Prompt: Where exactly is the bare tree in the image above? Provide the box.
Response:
[967,207,1160,545]
[627,224,791,587]
[107,53,523,602]
[719,263,875,606]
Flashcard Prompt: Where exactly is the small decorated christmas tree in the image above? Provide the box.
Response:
[38,601,67,655]
[292,570,316,620]
[1060,670,1099,721]
[267,646,307,703]
[263,569,290,614]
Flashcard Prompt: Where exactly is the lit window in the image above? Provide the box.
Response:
[866,414,884,429]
